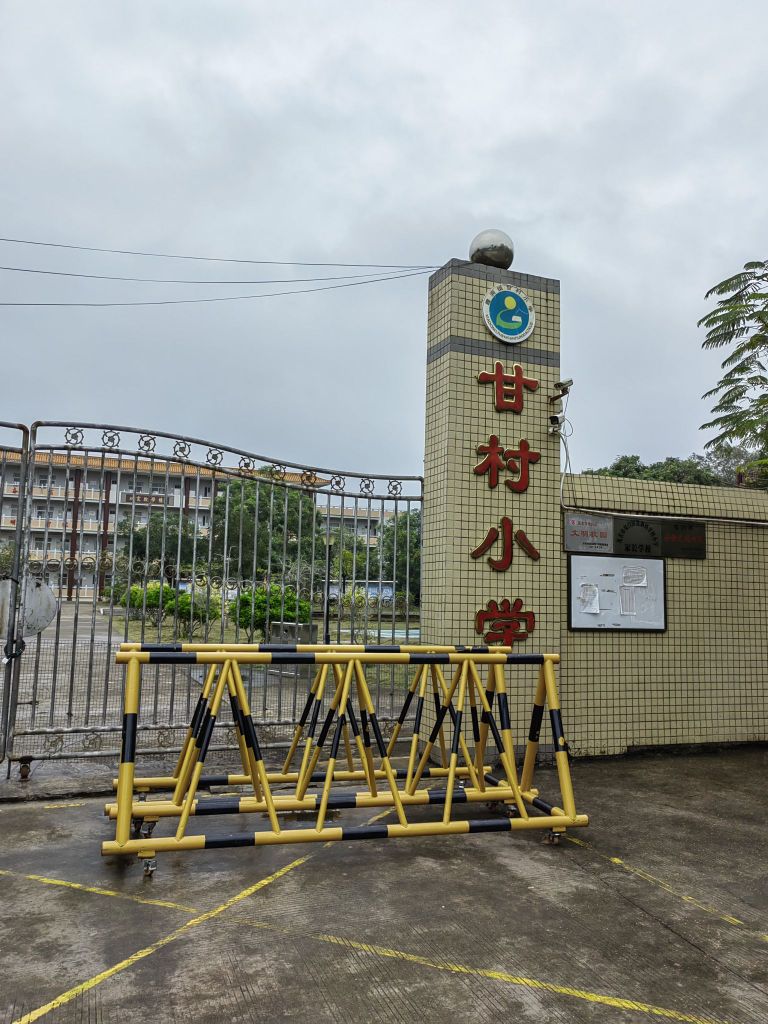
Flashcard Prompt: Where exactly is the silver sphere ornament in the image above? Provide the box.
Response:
[469,229,514,270]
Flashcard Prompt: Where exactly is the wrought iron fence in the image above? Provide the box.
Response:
[0,421,422,763]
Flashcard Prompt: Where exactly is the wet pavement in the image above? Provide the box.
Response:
[1,748,767,1024]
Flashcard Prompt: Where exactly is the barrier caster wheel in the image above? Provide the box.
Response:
[140,821,156,840]
[143,858,157,878]
[543,831,561,846]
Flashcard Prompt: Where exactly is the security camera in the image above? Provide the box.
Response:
[548,413,565,435]
[555,379,573,391]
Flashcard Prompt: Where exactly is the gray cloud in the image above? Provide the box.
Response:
[1,0,765,475]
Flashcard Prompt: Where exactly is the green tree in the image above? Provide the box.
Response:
[582,454,724,486]
[208,477,323,582]
[117,510,197,565]
[378,510,420,605]
[700,260,768,480]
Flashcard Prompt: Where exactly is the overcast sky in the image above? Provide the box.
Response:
[1,1,766,478]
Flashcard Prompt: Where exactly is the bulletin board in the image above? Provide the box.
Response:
[568,554,666,632]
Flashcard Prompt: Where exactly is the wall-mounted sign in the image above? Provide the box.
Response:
[568,554,666,632]
[482,285,535,344]
[564,513,706,559]
[564,513,613,553]
[614,517,661,557]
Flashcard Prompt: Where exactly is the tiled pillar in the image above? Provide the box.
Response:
[421,258,563,731]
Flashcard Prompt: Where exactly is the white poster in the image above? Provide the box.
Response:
[569,555,665,631]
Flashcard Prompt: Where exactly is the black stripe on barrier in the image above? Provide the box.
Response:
[196,797,242,816]
[330,717,344,760]
[360,710,372,747]
[148,652,197,663]
[140,643,184,653]
[190,694,207,736]
[531,796,555,814]
[484,773,502,787]
[497,693,511,732]
[468,818,514,834]
[308,697,322,736]
[195,709,211,750]
[198,714,216,759]
[470,706,480,743]
[369,714,387,757]
[229,694,245,736]
[120,713,137,762]
[410,653,450,664]
[528,703,544,742]
[396,687,416,724]
[346,701,361,738]
[413,695,424,733]
[428,787,468,805]
[270,652,317,664]
[327,791,357,809]
[365,645,399,653]
[206,834,256,849]
[550,709,566,749]
[317,708,336,747]
[297,690,315,728]
[505,655,545,664]
[343,825,389,841]
[243,715,263,760]
[451,710,463,755]
[427,704,450,744]
[480,689,495,724]
[198,774,230,786]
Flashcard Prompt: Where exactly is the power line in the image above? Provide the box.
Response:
[0,236,437,270]
[0,268,432,307]
[0,264,415,285]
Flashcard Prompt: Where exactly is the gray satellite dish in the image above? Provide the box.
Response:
[0,577,58,639]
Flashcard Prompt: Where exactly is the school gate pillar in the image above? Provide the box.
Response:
[421,235,563,683]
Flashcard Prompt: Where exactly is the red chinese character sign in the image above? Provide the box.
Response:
[471,517,540,570]
[477,361,538,413]
[473,436,540,492]
[475,599,536,645]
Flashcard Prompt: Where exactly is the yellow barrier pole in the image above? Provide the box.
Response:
[171,664,223,806]
[520,664,547,794]
[472,664,495,778]
[316,662,354,832]
[442,662,469,825]
[296,663,345,800]
[408,666,463,795]
[114,656,142,846]
[466,670,484,792]
[542,655,576,820]
[175,660,230,841]
[386,664,425,756]
[344,688,377,796]
[429,666,449,768]
[171,663,216,779]
[353,659,408,828]
[225,665,262,799]
[295,664,329,797]
[405,664,430,791]
[471,668,528,819]
[230,661,280,834]
[281,666,322,774]
[433,664,481,792]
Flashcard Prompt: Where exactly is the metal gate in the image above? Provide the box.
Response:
[0,421,422,764]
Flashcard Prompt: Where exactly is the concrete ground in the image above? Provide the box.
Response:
[1,748,767,1024]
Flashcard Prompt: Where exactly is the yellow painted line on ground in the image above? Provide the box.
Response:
[227,916,731,1024]
[10,804,394,1023]
[11,856,310,1024]
[43,802,85,810]
[567,836,768,942]
[0,868,196,913]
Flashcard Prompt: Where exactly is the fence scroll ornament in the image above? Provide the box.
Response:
[0,421,422,764]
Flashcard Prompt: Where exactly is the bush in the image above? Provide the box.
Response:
[230,584,310,634]
[120,581,175,612]
[164,591,221,638]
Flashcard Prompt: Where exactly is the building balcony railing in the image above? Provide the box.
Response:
[28,518,115,533]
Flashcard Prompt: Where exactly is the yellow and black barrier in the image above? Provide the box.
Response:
[103,645,587,865]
